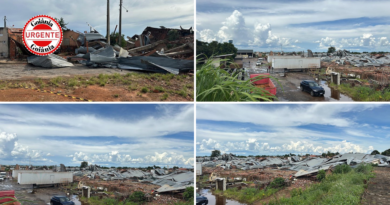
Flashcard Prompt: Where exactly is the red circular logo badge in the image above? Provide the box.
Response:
[23,15,63,56]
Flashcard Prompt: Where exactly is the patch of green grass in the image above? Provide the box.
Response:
[161,93,169,101]
[216,187,280,204]
[113,94,119,98]
[330,82,390,101]
[128,84,138,91]
[162,73,175,81]
[269,164,375,205]
[50,76,63,87]
[154,86,165,92]
[67,78,80,88]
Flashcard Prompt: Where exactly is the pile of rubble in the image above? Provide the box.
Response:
[197,153,390,178]
[21,26,194,74]
[321,50,390,67]
[72,165,193,194]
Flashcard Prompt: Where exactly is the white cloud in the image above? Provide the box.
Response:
[197,137,373,155]
[0,131,49,161]
[319,34,390,50]
[345,130,374,138]
[198,10,295,48]
[72,151,193,166]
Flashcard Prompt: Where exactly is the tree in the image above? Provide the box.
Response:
[196,40,238,59]
[54,17,68,33]
[211,150,221,158]
[167,30,180,41]
[80,161,88,169]
[173,166,179,170]
[183,187,194,201]
[327,46,336,54]
[109,32,127,47]
[371,150,380,155]
[381,149,390,156]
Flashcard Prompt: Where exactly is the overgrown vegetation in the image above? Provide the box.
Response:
[214,187,280,204]
[269,164,374,205]
[317,170,326,181]
[196,56,278,101]
[329,82,390,101]
[183,187,194,201]
[269,177,285,189]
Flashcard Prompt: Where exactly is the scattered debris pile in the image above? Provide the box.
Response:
[71,165,193,202]
[10,26,194,74]
[197,153,390,179]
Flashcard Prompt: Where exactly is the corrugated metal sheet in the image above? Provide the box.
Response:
[27,54,74,68]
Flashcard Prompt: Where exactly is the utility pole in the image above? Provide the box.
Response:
[4,16,6,28]
[118,0,122,45]
[107,0,110,45]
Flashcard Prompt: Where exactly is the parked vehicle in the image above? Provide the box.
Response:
[50,196,75,205]
[256,61,261,66]
[196,193,208,205]
[300,80,325,96]
[0,176,4,181]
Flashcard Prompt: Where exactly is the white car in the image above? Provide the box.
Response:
[0,177,4,181]
[256,62,262,66]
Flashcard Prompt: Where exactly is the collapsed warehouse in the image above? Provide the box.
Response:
[8,164,193,203]
[321,50,390,86]
[4,26,194,75]
[196,153,390,190]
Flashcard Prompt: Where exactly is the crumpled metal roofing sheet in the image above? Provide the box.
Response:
[27,54,74,68]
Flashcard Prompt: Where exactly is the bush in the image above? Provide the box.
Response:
[354,163,373,174]
[333,164,352,174]
[290,188,303,197]
[183,187,194,201]
[141,87,149,93]
[269,177,285,189]
[128,191,145,202]
[317,170,326,181]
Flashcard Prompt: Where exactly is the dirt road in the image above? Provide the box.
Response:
[362,167,390,205]
[0,63,128,81]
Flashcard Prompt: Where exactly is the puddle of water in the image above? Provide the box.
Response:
[72,195,82,205]
[319,81,353,101]
[200,189,245,205]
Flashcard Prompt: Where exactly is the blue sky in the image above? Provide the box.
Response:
[0,0,193,38]
[196,104,390,156]
[0,104,194,168]
[196,0,390,52]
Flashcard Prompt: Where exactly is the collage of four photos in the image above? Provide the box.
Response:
[0,0,390,205]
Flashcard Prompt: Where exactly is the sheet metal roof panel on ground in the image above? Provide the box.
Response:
[117,56,193,74]
[27,54,74,68]
[89,46,117,63]
[156,183,193,193]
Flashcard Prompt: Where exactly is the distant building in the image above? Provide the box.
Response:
[0,27,8,58]
[236,49,254,58]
